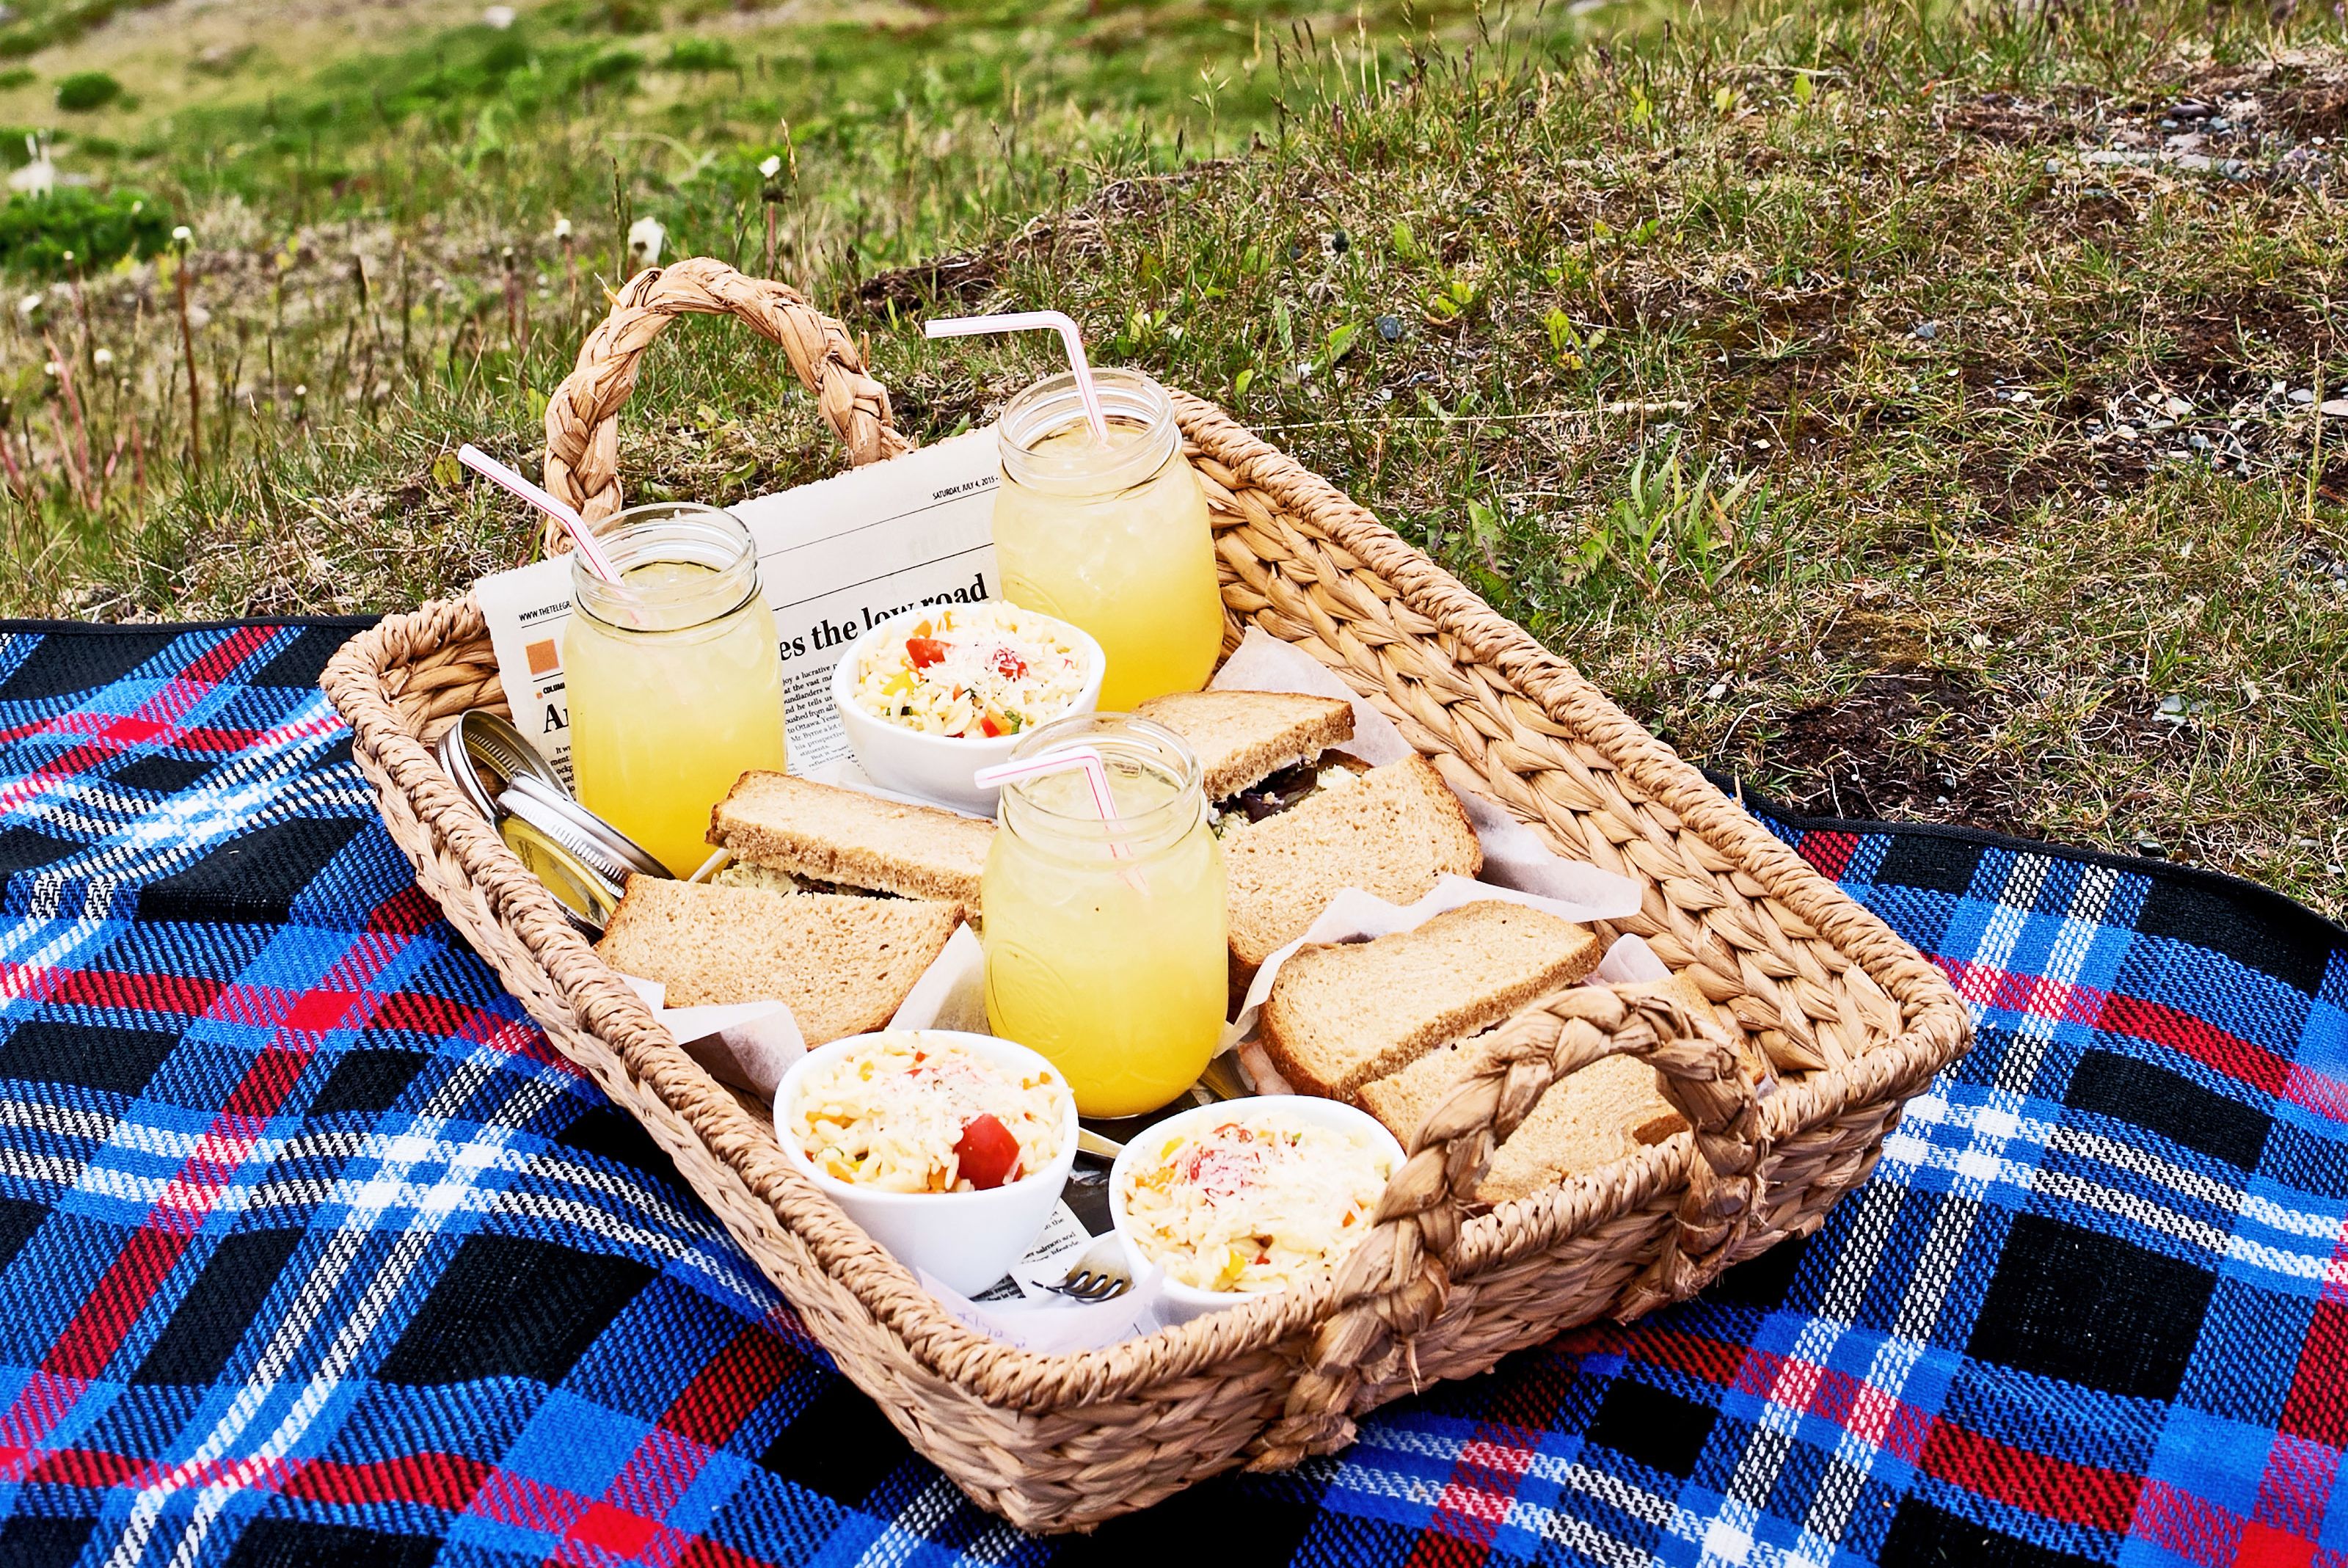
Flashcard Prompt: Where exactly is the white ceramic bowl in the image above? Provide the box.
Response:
[775,1029,1079,1297]
[831,604,1105,814]
[1107,1095,1407,1324]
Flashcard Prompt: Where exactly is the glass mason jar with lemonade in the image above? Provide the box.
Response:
[564,503,789,875]
[980,715,1228,1118]
[991,369,1222,710]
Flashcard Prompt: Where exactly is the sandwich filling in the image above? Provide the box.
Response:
[708,860,801,894]
[710,860,901,900]
[1123,1110,1394,1293]
[1206,756,1368,839]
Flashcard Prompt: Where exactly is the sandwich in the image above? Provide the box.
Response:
[1134,690,1483,974]
[1355,974,1712,1206]
[1256,900,1603,1100]
[706,770,992,908]
[1136,689,1359,808]
[594,878,960,1046]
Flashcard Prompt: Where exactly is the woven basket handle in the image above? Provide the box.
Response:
[540,256,912,543]
[1253,982,1762,1469]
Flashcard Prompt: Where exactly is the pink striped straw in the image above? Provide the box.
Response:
[922,311,1110,444]
[457,444,623,583]
[970,745,1142,884]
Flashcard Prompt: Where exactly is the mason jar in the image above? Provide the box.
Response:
[991,368,1222,710]
[564,503,787,875]
[980,712,1228,1117]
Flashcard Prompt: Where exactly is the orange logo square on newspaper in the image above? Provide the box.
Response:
[525,638,559,676]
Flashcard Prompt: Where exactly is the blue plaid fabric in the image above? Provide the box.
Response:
[0,620,2341,1568]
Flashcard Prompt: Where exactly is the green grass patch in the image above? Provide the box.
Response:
[52,70,120,112]
[0,0,2343,911]
[0,186,169,273]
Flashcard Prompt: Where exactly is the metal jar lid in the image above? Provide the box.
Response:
[498,773,672,885]
[437,710,566,823]
[496,809,623,938]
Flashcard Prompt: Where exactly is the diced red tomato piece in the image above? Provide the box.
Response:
[990,646,1028,680]
[905,636,948,668]
[980,714,1003,737]
[953,1114,1021,1189]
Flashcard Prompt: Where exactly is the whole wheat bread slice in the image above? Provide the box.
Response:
[709,772,991,906]
[1258,900,1600,1100]
[1222,754,1481,971]
[1356,974,1713,1205]
[594,878,960,1046]
[1134,689,1355,801]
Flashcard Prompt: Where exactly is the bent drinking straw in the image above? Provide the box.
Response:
[971,745,1150,894]
[457,444,624,583]
[922,311,1111,445]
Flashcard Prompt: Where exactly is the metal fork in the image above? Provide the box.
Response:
[1046,1234,1134,1303]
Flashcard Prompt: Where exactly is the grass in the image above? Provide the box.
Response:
[0,0,2342,916]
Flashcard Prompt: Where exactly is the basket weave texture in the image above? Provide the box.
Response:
[321,260,1971,1532]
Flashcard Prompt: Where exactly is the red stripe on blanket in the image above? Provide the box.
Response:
[282,1451,494,1511]
[663,1327,794,1447]
[1917,1420,2143,1533]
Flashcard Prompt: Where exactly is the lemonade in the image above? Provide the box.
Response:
[564,511,788,876]
[982,719,1227,1118]
[993,371,1222,710]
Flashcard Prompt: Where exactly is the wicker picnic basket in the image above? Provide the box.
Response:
[321,258,1972,1532]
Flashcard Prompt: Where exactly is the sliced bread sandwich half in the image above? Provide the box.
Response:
[1134,689,1356,803]
[594,877,960,1046]
[1133,688,1482,975]
[1222,754,1482,972]
[1258,900,1600,1100]
[1356,974,1712,1205]
[708,771,992,908]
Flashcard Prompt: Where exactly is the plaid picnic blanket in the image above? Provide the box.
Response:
[0,619,2341,1568]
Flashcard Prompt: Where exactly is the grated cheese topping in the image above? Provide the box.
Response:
[1123,1110,1394,1293]
[790,1033,1066,1193]
[853,602,1087,740]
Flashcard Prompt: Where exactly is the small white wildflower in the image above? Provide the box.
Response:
[42,361,58,378]
[759,155,782,179]
[294,384,308,398]
[552,215,572,241]
[92,347,113,368]
[484,4,516,26]
[16,293,40,318]
[171,225,192,246]
[626,216,666,268]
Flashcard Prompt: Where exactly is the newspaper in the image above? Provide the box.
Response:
[473,429,1002,784]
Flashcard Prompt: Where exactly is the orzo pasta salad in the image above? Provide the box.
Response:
[790,1033,1068,1193]
[853,602,1087,740]
[1122,1110,1394,1293]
